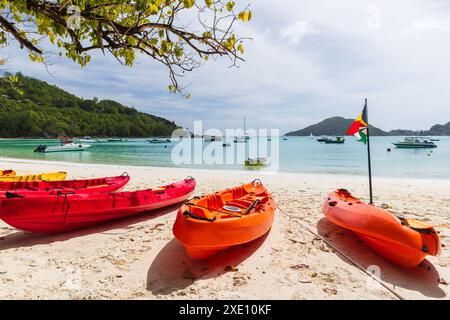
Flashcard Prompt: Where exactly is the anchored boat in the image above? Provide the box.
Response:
[393,137,437,149]
[203,135,223,142]
[318,136,345,144]
[34,138,91,153]
[323,189,441,268]
[0,177,196,233]
[173,180,275,260]
[147,138,171,144]
[107,137,128,142]
[76,136,101,143]
[244,157,267,167]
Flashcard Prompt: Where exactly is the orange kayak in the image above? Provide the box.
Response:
[173,180,275,260]
[323,189,441,268]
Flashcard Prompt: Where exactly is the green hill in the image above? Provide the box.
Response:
[0,72,178,138]
[285,117,450,136]
[285,116,388,136]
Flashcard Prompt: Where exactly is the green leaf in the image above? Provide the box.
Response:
[226,1,235,12]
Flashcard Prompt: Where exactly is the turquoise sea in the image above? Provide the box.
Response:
[0,137,449,179]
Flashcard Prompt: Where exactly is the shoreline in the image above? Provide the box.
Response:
[1,156,449,184]
[1,158,449,299]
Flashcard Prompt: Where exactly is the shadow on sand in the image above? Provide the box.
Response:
[146,232,270,295]
[0,204,180,251]
[316,217,446,299]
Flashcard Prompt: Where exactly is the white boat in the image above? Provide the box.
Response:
[147,138,171,144]
[203,135,223,142]
[107,137,128,142]
[233,136,247,143]
[392,137,437,149]
[245,157,267,166]
[76,136,100,143]
[234,117,250,143]
[35,142,91,153]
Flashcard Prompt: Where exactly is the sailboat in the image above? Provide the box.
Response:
[234,117,250,143]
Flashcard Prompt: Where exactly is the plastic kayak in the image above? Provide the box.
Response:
[0,170,16,177]
[0,177,195,233]
[0,172,67,182]
[323,189,441,268]
[0,174,130,198]
[173,180,275,260]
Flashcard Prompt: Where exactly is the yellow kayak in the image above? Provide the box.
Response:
[0,172,67,182]
[1,170,16,177]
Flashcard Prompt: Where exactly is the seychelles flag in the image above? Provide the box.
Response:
[347,101,368,144]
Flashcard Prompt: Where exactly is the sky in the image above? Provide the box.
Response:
[2,0,450,134]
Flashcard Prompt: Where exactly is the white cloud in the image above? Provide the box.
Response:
[404,17,450,34]
[280,20,319,45]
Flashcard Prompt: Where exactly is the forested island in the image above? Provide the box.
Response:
[0,73,178,138]
[285,116,450,136]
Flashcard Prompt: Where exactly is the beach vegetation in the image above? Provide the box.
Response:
[0,73,178,137]
[0,0,251,93]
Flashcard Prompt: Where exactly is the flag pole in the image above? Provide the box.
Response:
[365,98,374,205]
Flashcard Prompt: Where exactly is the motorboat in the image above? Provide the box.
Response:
[147,138,171,144]
[76,136,100,143]
[392,137,437,149]
[319,136,345,144]
[245,157,267,167]
[203,135,223,142]
[34,139,91,153]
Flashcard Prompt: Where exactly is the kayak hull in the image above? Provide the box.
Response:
[0,175,130,197]
[0,177,195,233]
[322,189,441,268]
[173,181,275,260]
[0,172,67,182]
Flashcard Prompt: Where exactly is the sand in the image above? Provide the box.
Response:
[0,157,449,300]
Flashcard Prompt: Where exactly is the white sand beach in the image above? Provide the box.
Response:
[0,157,449,300]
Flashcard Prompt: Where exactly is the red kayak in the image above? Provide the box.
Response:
[0,174,130,198]
[0,177,196,233]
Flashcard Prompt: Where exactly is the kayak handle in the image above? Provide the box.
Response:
[121,172,129,177]
[252,179,262,187]
[183,210,216,222]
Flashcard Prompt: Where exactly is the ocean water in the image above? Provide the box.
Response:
[0,137,449,179]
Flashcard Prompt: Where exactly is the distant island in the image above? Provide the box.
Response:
[0,73,178,138]
[285,116,450,136]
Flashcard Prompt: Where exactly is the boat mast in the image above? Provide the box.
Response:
[244,116,246,135]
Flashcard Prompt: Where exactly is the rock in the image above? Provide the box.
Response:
[323,288,337,295]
